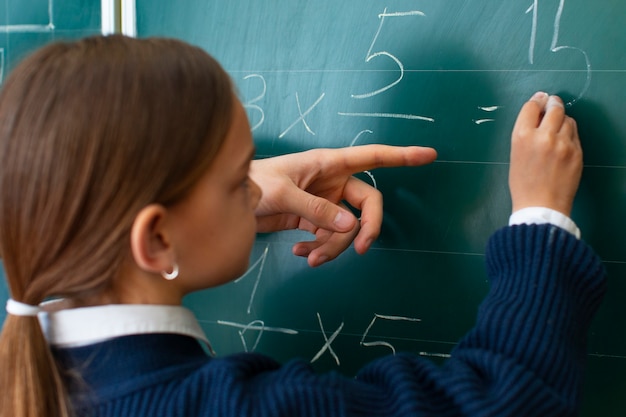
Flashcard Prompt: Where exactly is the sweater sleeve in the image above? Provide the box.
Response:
[351,224,607,416]
[455,224,606,414]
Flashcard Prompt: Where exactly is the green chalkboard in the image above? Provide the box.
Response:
[0,0,103,322]
[135,0,626,414]
[0,0,616,414]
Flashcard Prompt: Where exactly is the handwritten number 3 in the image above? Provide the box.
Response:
[242,74,267,131]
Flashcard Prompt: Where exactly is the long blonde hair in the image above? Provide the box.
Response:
[0,35,234,417]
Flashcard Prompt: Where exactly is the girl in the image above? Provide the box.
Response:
[0,35,606,417]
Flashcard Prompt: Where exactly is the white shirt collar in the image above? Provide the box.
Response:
[39,303,213,353]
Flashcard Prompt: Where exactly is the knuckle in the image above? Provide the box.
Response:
[553,139,579,163]
[370,188,383,204]
[372,151,386,168]
[307,197,328,218]
[513,124,534,142]
[554,143,571,160]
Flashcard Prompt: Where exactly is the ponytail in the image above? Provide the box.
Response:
[0,314,71,417]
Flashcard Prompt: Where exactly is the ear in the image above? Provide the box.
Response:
[130,204,174,275]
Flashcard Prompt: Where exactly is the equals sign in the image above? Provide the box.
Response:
[472,105,502,125]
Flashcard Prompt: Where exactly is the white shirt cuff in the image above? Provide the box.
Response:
[509,207,580,240]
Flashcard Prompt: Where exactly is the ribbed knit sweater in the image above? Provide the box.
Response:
[53,225,607,416]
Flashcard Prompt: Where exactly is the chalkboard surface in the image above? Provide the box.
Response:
[134,1,626,414]
[0,0,102,75]
[0,0,623,415]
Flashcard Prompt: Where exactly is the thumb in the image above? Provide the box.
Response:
[294,191,357,232]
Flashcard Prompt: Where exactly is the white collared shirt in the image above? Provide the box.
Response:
[39,303,211,350]
[509,207,580,239]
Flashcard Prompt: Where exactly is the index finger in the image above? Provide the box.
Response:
[319,145,437,174]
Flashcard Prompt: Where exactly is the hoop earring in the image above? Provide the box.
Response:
[161,264,179,280]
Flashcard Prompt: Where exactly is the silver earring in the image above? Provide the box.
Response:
[161,264,179,280]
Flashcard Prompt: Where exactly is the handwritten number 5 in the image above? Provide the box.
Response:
[360,314,421,355]
[352,9,425,99]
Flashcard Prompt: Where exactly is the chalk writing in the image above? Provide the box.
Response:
[349,130,378,189]
[526,0,591,106]
[235,244,269,314]
[477,106,502,112]
[349,129,373,147]
[0,0,55,85]
[179,2,602,374]
[217,320,298,352]
[360,314,422,355]
[242,74,267,131]
[472,105,502,125]
[420,352,452,359]
[0,0,54,32]
[279,92,326,138]
[361,171,378,190]
[352,7,425,99]
[338,112,435,122]
[311,312,345,366]
[343,8,434,123]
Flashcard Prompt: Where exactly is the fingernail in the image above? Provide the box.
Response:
[334,211,354,229]
[359,239,374,254]
[547,95,564,109]
[531,91,548,100]
[293,246,310,257]
[316,256,329,265]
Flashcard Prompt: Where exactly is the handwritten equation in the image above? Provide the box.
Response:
[208,2,591,367]
[241,1,590,141]
[211,241,453,365]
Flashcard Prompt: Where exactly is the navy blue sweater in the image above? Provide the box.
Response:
[53,225,607,416]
